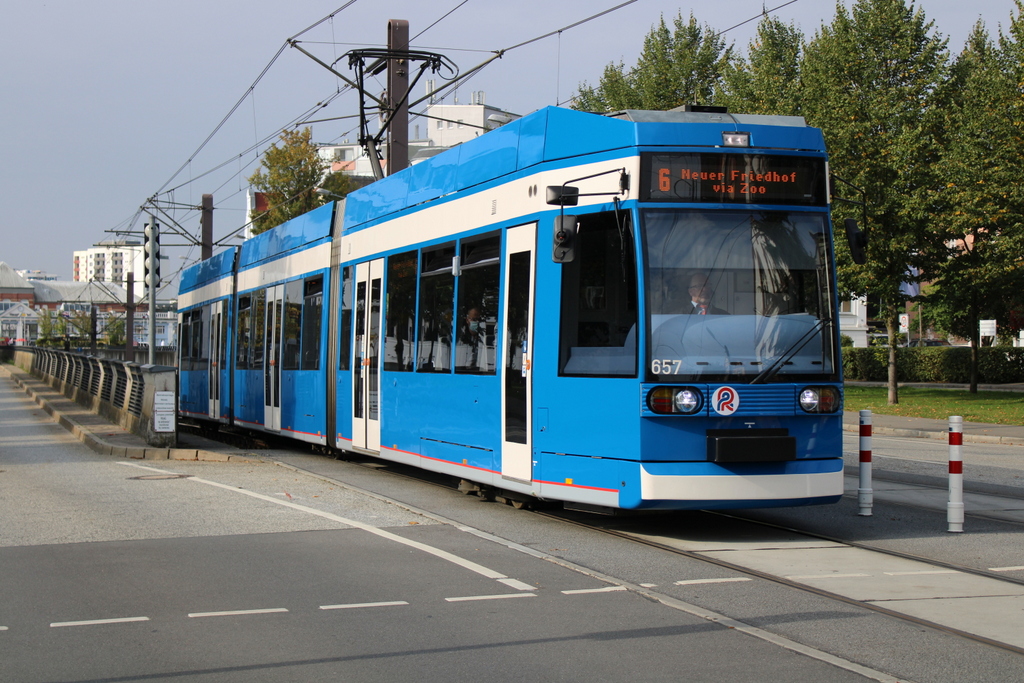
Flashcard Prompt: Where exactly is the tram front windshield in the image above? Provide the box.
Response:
[644,209,837,383]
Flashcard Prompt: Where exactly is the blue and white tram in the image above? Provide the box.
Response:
[178,246,237,423]
[180,105,849,511]
[232,202,334,444]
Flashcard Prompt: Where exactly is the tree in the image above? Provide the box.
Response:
[801,0,949,404]
[573,13,732,112]
[718,17,804,115]
[36,308,61,343]
[926,12,1024,389]
[103,315,126,348]
[248,127,355,235]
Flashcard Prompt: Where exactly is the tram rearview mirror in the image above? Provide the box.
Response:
[844,218,868,265]
[546,185,579,206]
[553,215,578,263]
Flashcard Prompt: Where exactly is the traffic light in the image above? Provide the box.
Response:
[144,221,161,296]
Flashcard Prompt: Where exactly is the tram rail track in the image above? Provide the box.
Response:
[536,506,1024,658]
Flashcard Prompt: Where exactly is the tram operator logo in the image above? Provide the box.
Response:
[712,386,739,416]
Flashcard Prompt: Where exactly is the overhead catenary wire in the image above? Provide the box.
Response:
[129,0,806,258]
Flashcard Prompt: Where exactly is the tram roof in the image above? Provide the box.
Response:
[237,201,336,271]
[179,246,237,294]
[342,106,826,230]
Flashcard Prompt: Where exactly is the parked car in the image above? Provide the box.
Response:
[908,338,951,347]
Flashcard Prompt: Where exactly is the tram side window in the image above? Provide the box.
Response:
[252,289,266,369]
[301,276,323,370]
[283,280,304,370]
[178,316,191,371]
[384,251,417,371]
[178,316,190,370]
[195,306,209,367]
[558,211,639,376]
[455,233,500,375]
[339,267,352,371]
[416,243,455,373]
[236,295,251,369]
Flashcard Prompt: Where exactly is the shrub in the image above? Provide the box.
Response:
[842,346,1024,384]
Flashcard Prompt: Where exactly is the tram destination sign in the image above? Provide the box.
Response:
[641,153,827,206]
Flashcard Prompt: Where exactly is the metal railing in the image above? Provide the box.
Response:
[13,347,176,447]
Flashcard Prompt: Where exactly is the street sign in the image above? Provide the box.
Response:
[899,314,909,334]
[980,319,997,337]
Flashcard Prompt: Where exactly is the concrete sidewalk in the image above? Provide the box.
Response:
[0,364,251,462]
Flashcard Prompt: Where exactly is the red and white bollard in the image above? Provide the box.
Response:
[858,410,873,516]
[948,415,964,533]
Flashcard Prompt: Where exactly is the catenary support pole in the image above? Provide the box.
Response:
[125,271,135,364]
[858,410,873,516]
[948,415,964,533]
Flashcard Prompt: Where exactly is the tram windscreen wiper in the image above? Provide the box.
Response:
[750,317,831,384]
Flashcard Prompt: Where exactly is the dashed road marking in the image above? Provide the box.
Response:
[445,593,536,602]
[320,601,408,610]
[786,573,871,580]
[990,566,1024,572]
[675,577,753,586]
[51,617,150,628]
[187,608,288,618]
[561,586,627,594]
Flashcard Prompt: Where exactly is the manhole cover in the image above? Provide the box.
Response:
[128,474,193,480]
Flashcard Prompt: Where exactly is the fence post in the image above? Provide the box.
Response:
[948,415,964,533]
[858,410,873,516]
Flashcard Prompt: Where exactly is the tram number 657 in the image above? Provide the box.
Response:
[651,359,682,374]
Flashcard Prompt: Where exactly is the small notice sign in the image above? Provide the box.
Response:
[154,391,176,411]
[154,412,176,433]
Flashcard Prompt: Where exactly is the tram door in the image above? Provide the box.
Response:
[352,260,383,452]
[263,285,284,432]
[208,300,224,420]
[501,224,536,482]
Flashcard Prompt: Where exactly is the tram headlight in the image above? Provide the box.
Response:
[798,386,841,414]
[648,386,704,415]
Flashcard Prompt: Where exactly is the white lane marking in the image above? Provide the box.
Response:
[883,570,959,576]
[640,583,658,588]
[51,617,150,628]
[675,577,753,586]
[561,586,628,595]
[990,566,1024,572]
[0,626,7,631]
[188,608,288,618]
[320,601,409,610]
[786,573,871,580]
[498,578,536,591]
[117,462,512,584]
[445,593,536,603]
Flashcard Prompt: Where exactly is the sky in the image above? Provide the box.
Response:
[1,0,1020,284]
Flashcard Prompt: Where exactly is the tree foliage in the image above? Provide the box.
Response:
[925,12,1024,389]
[574,13,731,112]
[800,0,949,402]
[718,17,804,115]
[248,127,354,235]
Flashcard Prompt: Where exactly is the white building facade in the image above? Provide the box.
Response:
[72,239,146,298]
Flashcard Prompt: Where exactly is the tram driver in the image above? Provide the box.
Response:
[687,272,728,315]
